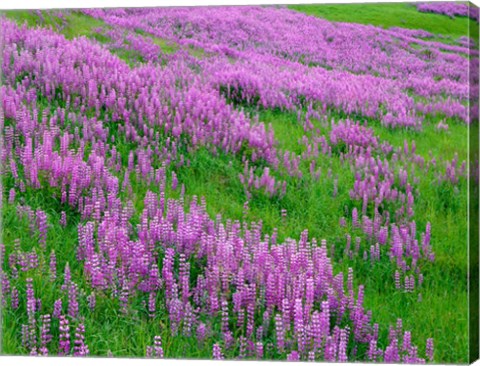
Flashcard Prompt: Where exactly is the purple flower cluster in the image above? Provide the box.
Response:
[82,6,474,125]
[416,2,479,22]
[146,336,164,358]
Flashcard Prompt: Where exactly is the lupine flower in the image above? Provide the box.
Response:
[68,283,79,318]
[53,299,63,319]
[255,342,264,359]
[119,285,129,314]
[238,336,247,359]
[73,323,89,357]
[87,292,96,311]
[62,263,71,291]
[275,314,285,352]
[395,271,401,289]
[35,210,48,250]
[39,314,52,356]
[8,188,15,204]
[152,336,164,358]
[26,278,36,315]
[58,315,70,356]
[49,251,57,282]
[426,338,434,362]
[171,171,178,191]
[212,343,223,360]
[197,322,207,344]
[60,211,67,227]
[287,351,300,361]
[148,292,156,318]
[10,287,19,309]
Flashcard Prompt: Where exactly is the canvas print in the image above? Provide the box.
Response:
[0,1,478,364]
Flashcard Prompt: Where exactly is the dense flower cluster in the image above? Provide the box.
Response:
[416,2,479,22]
[82,6,476,126]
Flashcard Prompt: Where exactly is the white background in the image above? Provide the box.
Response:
[1,0,479,365]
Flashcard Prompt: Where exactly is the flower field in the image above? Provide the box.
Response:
[0,2,478,363]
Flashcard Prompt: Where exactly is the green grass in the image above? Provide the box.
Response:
[1,10,58,29]
[60,12,107,40]
[289,2,478,43]
[2,10,107,40]
[133,28,179,55]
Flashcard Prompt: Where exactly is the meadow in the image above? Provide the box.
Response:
[0,2,478,363]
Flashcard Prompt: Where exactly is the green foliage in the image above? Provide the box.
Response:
[2,10,108,40]
[289,2,478,43]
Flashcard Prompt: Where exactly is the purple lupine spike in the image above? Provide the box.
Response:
[8,188,15,204]
[402,331,412,353]
[87,292,96,311]
[153,336,164,358]
[238,336,247,359]
[60,211,67,227]
[384,338,400,363]
[9,285,19,310]
[287,351,300,361]
[212,343,223,360]
[146,346,153,358]
[49,251,57,282]
[282,297,290,333]
[148,292,156,318]
[395,271,401,289]
[404,275,411,293]
[58,315,70,356]
[294,298,306,354]
[368,338,378,361]
[18,253,29,273]
[255,342,264,359]
[119,285,129,314]
[256,326,263,342]
[21,324,29,349]
[352,208,359,228]
[53,299,63,319]
[36,298,42,314]
[338,328,348,362]
[275,313,285,352]
[36,210,48,250]
[410,276,415,292]
[246,303,255,338]
[26,278,36,315]
[62,263,71,291]
[73,323,89,357]
[221,299,229,334]
[183,302,194,337]
[247,337,256,357]
[68,282,79,319]
[197,322,207,344]
[39,314,52,356]
[324,336,336,361]
[171,171,178,191]
[426,338,434,362]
